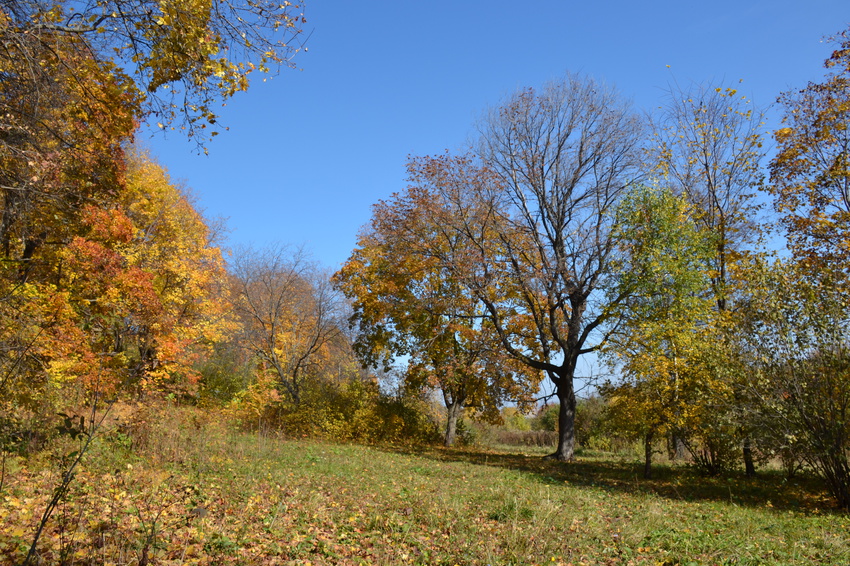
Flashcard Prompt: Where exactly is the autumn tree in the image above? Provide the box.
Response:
[334,169,541,447]
[398,76,644,460]
[649,82,766,474]
[50,150,231,393]
[602,185,719,477]
[475,76,645,461]
[0,0,305,317]
[0,12,139,286]
[1,0,306,141]
[650,82,764,307]
[738,257,850,509]
[114,149,233,392]
[0,0,303,421]
[770,28,850,284]
[232,246,344,407]
[0,149,231,449]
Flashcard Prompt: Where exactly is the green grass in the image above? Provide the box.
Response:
[2,406,848,565]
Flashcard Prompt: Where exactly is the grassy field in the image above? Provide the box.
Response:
[1,406,848,565]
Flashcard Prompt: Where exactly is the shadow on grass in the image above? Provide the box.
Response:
[386,444,837,514]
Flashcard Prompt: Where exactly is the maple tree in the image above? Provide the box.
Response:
[0,147,231,458]
[47,150,230,393]
[770,28,850,284]
[0,16,138,282]
[334,168,540,446]
[1,0,304,291]
[112,149,233,392]
[0,25,137,437]
[0,0,302,426]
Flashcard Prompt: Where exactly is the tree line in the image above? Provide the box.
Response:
[335,29,850,510]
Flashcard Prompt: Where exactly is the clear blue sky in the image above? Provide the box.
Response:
[147,0,849,270]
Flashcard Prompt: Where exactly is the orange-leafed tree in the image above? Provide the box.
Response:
[770,28,850,283]
[1,0,303,418]
[53,150,233,396]
[335,173,541,446]
[118,149,233,392]
[0,147,232,434]
[0,21,139,434]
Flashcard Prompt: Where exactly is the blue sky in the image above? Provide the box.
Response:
[147,0,849,270]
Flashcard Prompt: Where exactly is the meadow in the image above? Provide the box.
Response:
[1,404,847,566]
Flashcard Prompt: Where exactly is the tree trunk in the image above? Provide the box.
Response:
[444,402,463,447]
[546,382,576,461]
[743,435,756,477]
[667,432,687,461]
[644,430,654,479]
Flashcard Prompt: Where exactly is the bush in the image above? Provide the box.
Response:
[196,341,255,404]
[227,373,441,445]
[531,404,558,432]
[501,407,531,431]
[531,397,617,451]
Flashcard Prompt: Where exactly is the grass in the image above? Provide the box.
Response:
[1,405,848,565]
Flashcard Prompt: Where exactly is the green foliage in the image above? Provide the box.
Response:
[501,407,531,432]
[604,184,731,474]
[196,341,255,404]
[532,404,559,432]
[575,396,614,452]
[229,373,441,445]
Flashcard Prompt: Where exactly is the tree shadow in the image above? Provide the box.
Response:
[385,444,837,514]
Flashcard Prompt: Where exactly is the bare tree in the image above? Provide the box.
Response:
[231,245,343,406]
[421,75,644,461]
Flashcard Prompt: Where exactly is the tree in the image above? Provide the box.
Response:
[751,27,850,509]
[334,173,540,446]
[738,257,850,510]
[602,185,718,477]
[1,0,306,141]
[0,150,231,444]
[769,28,850,284]
[474,76,645,461]
[0,19,138,286]
[0,0,303,417]
[232,246,343,407]
[114,149,234,392]
[403,76,644,461]
[51,150,232,395]
[0,0,305,291]
[649,82,766,474]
